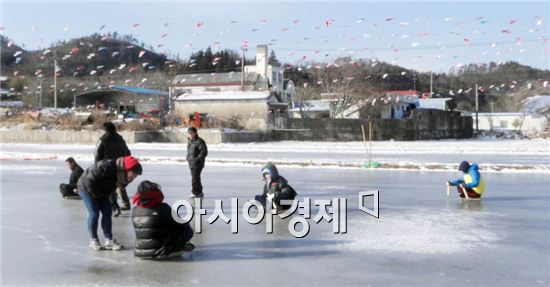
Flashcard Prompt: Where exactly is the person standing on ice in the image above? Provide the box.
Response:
[132,180,195,259]
[77,155,142,250]
[59,157,83,199]
[95,122,132,215]
[186,127,208,198]
[255,162,297,210]
[448,160,485,199]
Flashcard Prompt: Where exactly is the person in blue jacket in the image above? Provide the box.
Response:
[448,161,485,198]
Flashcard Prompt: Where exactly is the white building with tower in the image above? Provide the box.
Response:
[170,45,292,130]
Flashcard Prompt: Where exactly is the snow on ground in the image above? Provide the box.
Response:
[2,139,549,172]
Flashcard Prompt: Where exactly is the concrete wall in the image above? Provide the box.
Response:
[174,100,269,130]
[268,109,473,141]
[1,130,264,145]
[133,130,265,144]
[0,130,135,144]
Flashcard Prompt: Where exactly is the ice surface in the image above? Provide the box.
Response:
[1,139,549,172]
[1,142,549,286]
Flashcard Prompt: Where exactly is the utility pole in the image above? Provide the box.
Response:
[39,78,43,108]
[53,50,58,109]
[413,73,416,91]
[241,47,246,90]
[429,72,433,97]
[475,84,479,133]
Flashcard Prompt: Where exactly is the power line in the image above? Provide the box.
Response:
[274,38,545,52]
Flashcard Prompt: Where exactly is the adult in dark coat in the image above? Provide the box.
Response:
[95,122,131,163]
[95,122,132,213]
[132,180,194,259]
[59,157,84,199]
[186,127,208,198]
[77,156,142,251]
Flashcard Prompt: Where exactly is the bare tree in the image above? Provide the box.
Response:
[308,58,365,118]
[294,85,317,118]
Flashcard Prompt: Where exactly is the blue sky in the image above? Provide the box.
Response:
[1,0,549,72]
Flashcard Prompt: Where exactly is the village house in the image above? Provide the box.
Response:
[460,95,550,134]
[418,97,456,111]
[379,90,420,119]
[75,85,169,115]
[170,45,294,130]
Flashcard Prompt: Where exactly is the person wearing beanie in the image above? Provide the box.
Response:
[255,162,297,210]
[448,160,485,199]
[132,180,194,259]
[77,155,142,251]
[95,121,133,213]
[186,126,208,198]
[59,157,84,199]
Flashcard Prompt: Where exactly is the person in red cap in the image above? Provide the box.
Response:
[77,155,142,251]
[132,180,195,259]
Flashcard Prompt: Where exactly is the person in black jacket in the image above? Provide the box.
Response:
[186,127,208,198]
[255,162,297,211]
[95,122,132,214]
[59,157,83,199]
[132,180,194,259]
[95,122,131,163]
[77,155,142,251]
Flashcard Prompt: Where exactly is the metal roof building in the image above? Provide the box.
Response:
[75,85,169,113]
[171,72,263,87]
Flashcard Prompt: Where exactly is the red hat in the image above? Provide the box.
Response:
[123,156,142,174]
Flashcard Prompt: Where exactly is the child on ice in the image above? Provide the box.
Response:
[255,162,297,210]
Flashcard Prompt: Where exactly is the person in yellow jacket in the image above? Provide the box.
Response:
[448,161,485,198]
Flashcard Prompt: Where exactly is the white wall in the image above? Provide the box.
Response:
[172,85,256,96]
[174,100,270,130]
[245,45,285,95]
[474,113,547,133]
[381,103,410,119]
[268,66,284,93]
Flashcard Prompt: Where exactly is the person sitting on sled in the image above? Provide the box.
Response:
[448,161,485,198]
[255,162,297,210]
[59,157,84,199]
[132,180,195,259]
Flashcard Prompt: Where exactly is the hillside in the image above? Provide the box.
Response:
[1,34,169,77]
[1,34,549,111]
